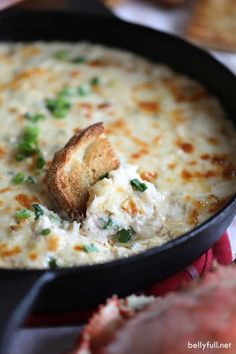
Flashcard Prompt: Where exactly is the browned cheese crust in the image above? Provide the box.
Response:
[46,122,120,220]
[187,0,236,52]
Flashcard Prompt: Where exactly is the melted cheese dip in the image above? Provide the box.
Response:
[0,42,235,268]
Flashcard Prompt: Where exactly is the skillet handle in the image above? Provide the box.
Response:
[0,271,55,354]
[75,0,114,17]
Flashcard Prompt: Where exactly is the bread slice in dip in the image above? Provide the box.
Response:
[46,122,120,220]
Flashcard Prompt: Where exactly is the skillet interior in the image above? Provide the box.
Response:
[0,10,235,313]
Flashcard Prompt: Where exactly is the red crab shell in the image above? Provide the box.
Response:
[69,295,155,354]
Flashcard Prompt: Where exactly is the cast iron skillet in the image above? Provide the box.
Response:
[0,2,236,353]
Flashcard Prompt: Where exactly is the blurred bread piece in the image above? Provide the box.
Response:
[187,0,236,52]
[102,0,186,7]
[46,122,120,220]
[153,0,186,6]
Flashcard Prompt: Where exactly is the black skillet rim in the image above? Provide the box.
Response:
[0,10,235,274]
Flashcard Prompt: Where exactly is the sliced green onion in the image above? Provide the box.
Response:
[24,112,45,123]
[12,172,26,184]
[77,84,90,96]
[41,228,51,236]
[26,176,37,184]
[117,228,135,243]
[72,56,86,64]
[53,50,69,61]
[130,179,148,192]
[90,76,101,86]
[45,96,72,119]
[58,87,77,97]
[32,204,44,220]
[36,151,46,169]
[15,209,32,219]
[49,214,61,224]
[15,126,40,160]
[82,244,99,253]
[99,173,109,180]
[48,257,58,269]
[102,217,114,229]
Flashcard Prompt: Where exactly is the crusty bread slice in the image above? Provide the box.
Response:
[187,0,236,52]
[46,122,120,220]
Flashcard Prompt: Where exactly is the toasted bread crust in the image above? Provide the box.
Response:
[46,122,120,220]
[187,0,236,52]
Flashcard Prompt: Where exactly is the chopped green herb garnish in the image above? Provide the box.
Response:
[117,228,135,243]
[41,228,51,236]
[24,125,40,140]
[49,213,61,224]
[46,96,72,119]
[77,84,90,96]
[72,56,86,64]
[26,175,37,184]
[99,173,109,180]
[53,50,69,61]
[48,257,58,269]
[130,179,148,192]
[24,112,45,123]
[32,204,44,220]
[82,244,99,253]
[16,126,40,160]
[36,151,46,169]
[90,76,101,86]
[102,217,114,229]
[15,209,32,219]
[59,87,78,97]
[12,172,26,184]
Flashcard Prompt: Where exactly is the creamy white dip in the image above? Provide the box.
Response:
[0,42,235,268]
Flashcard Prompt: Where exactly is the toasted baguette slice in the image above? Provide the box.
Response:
[46,122,120,220]
[154,0,186,6]
[187,0,236,52]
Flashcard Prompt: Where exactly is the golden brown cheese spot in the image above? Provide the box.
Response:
[70,70,80,78]
[176,140,194,153]
[222,167,236,179]
[140,171,158,182]
[0,147,6,158]
[20,45,42,58]
[10,68,49,89]
[88,59,107,67]
[74,245,83,252]
[47,236,59,252]
[130,136,149,148]
[181,170,192,180]
[9,224,22,232]
[0,244,21,257]
[163,77,207,103]
[97,103,111,110]
[29,252,38,261]
[168,163,176,170]
[187,208,199,226]
[116,187,125,193]
[15,194,40,209]
[152,136,161,145]
[73,127,81,134]
[171,108,185,123]
[0,95,3,107]
[131,148,149,160]
[207,137,220,146]
[0,187,11,194]
[189,160,197,165]
[201,154,210,160]
[137,101,159,114]
[134,82,154,91]
[122,199,139,215]
[207,195,229,213]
